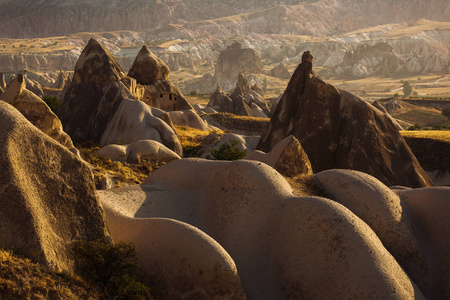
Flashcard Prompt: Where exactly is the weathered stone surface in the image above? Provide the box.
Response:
[0,72,6,90]
[0,73,26,104]
[72,38,125,84]
[214,42,263,83]
[0,101,110,272]
[100,98,182,155]
[270,62,291,79]
[139,79,192,111]
[58,39,135,144]
[395,187,450,300]
[1,75,75,149]
[53,69,69,89]
[98,159,423,299]
[24,76,43,98]
[207,85,234,113]
[233,94,253,117]
[97,144,128,162]
[246,135,313,177]
[167,109,210,131]
[257,51,433,188]
[126,139,181,163]
[128,46,169,84]
[100,205,247,299]
[315,169,429,296]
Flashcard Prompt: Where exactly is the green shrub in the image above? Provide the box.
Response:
[42,96,60,114]
[407,123,423,131]
[403,81,413,97]
[72,240,152,300]
[210,139,247,161]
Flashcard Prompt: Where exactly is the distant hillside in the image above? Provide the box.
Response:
[0,0,449,38]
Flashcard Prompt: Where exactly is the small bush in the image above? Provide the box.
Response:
[210,139,247,161]
[42,96,60,114]
[394,93,400,98]
[72,240,152,300]
[407,123,423,131]
[403,81,413,97]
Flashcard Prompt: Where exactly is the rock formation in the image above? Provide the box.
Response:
[100,98,183,155]
[125,140,181,164]
[58,38,138,144]
[206,73,270,118]
[0,74,75,150]
[0,101,110,272]
[98,158,432,299]
[0,72,6,90]
[24,76,44,98]
[127,46,192,111]
[340,43,403,77]
[315,169,450,299]
[257,51,433,188]
[207,85,234,113]
[100,203,246,299]
[53,69,69,89]
[245,135,313,177]
[214,42,263,84]
[128,46,169,83]
[166,109,210,131]
[270,62,291,79]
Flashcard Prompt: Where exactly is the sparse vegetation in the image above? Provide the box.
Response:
[0,249,97,299]
[210,139,247,161]
[72,241,152,300]
[403,81,413,97]
[285,175,328,197]
[42,95,60,114]
[401,130,450,143]
[76,141,165,188]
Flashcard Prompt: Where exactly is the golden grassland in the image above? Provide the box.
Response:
[77,143,165,188]
[0,250,96,299]
[401,130,450,143]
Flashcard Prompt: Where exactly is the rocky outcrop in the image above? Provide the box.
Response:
[0,75,75,150]
[0,101,110,272]
[245,135,313,177]
[128,46,169,83]
[58,39,137,144]
[100,98,183,155]
[101,203,246,299]
[214,43,263,84]
[125,140,181,164]
[333,43,403,78]
[98,158,432,299]
[0,72,6,90]
[207,73,270,118]
[166,109,210,131]
[53,69,69,89]
[24,76,44,98]
[0,52,78,73]
[207,85,234,113]
[258,51,433,188]
[270,62,291,79]
[128,46,192,111]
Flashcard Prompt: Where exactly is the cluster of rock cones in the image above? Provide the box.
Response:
[0,39,448,299]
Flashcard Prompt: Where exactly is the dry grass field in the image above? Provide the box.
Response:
[401,130,450,143]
